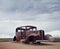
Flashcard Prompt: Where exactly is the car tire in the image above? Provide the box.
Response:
[13,36,16,41]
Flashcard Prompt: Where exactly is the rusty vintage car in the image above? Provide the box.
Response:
[13,25,52,43]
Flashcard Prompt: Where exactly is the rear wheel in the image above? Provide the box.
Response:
[13,36,16,41]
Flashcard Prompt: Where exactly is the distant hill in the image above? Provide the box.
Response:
[0,38,13,42]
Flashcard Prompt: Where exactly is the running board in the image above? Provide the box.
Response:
[36,40,51,42]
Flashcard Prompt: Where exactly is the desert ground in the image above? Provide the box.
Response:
[0,41,60,49]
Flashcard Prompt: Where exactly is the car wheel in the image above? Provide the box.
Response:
[13,36,16,41]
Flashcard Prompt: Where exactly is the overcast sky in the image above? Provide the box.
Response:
[0,0,60,38]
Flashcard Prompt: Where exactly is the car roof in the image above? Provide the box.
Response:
[21,25,36,28]
[16,25,37,30]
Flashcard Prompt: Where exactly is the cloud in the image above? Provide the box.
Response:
[46,30,60,38]
[0,11,60,22]
[0,0,60,13]
[0,0,60,21]
[36,12,60,22]
[0,0,16,12]
[0,0,60,38]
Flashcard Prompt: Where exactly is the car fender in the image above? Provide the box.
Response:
[25,33,38,42]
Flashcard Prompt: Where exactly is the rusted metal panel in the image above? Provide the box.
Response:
[13,25,51,43]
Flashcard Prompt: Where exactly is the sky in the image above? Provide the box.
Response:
[0,0,60,38]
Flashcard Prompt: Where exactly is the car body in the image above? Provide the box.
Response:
[13,25,52,43]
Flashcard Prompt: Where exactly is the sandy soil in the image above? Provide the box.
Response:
[0,42,60,49]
